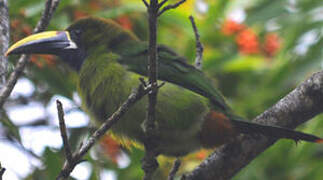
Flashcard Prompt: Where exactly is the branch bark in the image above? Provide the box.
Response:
[56,83,156,180]
[0,0,61,108]
[167,159,181,180]
[142,1,187,179]
[56,100,73,163]
[142,0,160,179]
[0,0,9,87]
[183,71,323,180]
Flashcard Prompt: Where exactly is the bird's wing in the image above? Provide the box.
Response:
[118,43,231,112]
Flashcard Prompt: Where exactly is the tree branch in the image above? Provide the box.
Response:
[158,0,168,8]
[142,0,149,8]
[142,1,187,179]
[56,83,156,180]
[0,0,9,87]
[158,0,186,16]
[142,0,160,179]
[182,71,323,180]
[0,163,5,180]
[0,0,61,108]
[56,100,73,163]
[167,158,181,180]
[189,16,203,70]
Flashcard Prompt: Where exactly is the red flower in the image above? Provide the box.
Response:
[221,19,245,36]
[263,33,281,57]
[235,29,259,54]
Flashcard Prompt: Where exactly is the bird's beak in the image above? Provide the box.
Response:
[5,31,77,56]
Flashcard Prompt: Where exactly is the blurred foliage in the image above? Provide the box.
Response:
[2,0,323,179]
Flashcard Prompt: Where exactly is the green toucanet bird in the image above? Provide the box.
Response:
[6,17,323,156]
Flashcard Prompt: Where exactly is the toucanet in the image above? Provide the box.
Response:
[6,17,323,156]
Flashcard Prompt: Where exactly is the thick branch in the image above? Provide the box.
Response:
[0,0,61,108]
[183,71,323,180]
[0,0,9,86]
[142,1,187,179]
[142,0,160,179]
[57,83,154,180]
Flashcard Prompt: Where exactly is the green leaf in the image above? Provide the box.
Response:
[222,56,267,72]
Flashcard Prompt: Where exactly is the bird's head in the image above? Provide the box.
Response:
[6,17,137,71]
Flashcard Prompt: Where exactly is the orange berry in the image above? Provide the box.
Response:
[221,19,245,36]
[263,33,281,57]
[236,29,260,54]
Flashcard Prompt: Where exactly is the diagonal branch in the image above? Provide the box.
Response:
[182,71,323,180]
[56,82,157,180]
[56,100,73,163]
[168,158,181,180]
[0,0,61,108]
[142,0,149,8]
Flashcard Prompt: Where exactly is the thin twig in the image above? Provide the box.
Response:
[142,0,149,8]
[167,159,181,180]
[158,0,168,8]
[0,0,61,108]
[189,16,203,70]
[158,0,186,16]
[0,0,10,86]
[56,100,73,163]
[57,83,155,180]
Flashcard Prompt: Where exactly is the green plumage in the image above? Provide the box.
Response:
[7,17,323,157]
[77,41,210,155]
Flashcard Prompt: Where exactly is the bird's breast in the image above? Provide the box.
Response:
[77,56,211,156]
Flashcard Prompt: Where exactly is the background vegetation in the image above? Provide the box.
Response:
[2,0,323,179]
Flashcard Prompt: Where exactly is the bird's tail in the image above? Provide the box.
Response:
[231,119,323,143]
